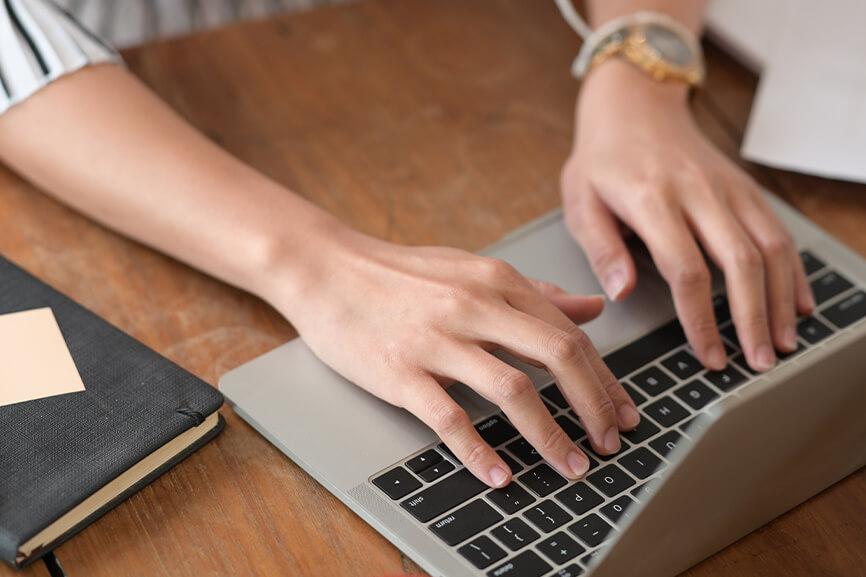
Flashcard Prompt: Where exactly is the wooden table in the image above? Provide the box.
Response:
[2,1,864,576]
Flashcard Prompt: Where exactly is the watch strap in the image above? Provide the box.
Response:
[572,11,704,82]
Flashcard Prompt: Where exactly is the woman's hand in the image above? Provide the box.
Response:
[264,225,640,488]
[561,60,815,373]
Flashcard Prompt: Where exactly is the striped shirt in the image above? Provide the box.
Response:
[0,0,118,115]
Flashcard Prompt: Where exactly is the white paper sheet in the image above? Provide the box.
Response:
[740,2,866,183]
[708,0,866,184]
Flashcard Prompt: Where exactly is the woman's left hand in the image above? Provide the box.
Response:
[561,60,815,373]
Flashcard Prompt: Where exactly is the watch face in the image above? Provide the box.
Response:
[643,24,694,67]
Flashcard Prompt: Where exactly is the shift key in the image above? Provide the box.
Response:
[401,468,487,522]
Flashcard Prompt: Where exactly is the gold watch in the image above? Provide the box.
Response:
[574,13,705,87]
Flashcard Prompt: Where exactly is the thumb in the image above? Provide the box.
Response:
[528,279,605,324]
[564,187,637,302]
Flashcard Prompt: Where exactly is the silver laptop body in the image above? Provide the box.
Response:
[220,193,866,577]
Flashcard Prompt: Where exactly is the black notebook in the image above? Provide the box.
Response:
[0,256,224,568]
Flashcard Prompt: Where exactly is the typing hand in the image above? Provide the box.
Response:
[273,228,639,488]
[561,61,815,373]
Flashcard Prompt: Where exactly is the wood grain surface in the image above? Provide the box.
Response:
[1,1,863,576]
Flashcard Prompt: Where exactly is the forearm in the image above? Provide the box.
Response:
[0,64,341,304]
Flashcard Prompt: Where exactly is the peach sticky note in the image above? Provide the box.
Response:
[0,307,85,407]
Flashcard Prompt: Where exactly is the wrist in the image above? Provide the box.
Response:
[579,58,690,113]
[245,199,362,313]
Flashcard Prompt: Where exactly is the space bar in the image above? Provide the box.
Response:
[400,468,487,522]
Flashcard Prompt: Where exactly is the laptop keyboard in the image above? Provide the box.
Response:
[371,251,866,577]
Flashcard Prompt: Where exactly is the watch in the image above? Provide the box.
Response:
[573,11,705,87]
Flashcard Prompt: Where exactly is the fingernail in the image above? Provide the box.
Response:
[783,326,798,351]
[617,404,640,430]
[806,291,816,312]
[603,270,627,301]
[567,450,590,478]
[755,344,776,371]
[708,344,727,370]
[489,466,509,488]
[603,427,621,454]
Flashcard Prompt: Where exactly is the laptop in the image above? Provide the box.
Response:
[220,192,866,577]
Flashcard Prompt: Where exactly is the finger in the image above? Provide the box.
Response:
[736,189,815,316]
[733,193,799,352]
[401,376,511,488]
[434,345,591,479]
[468,307,622,455]
[528,279,606,324]
[683,193,776,371]
[564,184,637,301]
[625,199,727,370]
[507,286,639,431]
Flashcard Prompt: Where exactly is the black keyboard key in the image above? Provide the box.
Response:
[400,468,486,522]
[631,366,676,397]
[430,499,502,546]
[731,353,756,374]
[568,513,616,547]
[543,400,558,415]
[491,518,540,552]
[524,499,573,532]
[704,366,748,393]
[674,379,719,410]
[586,464,635,498]
[458,536,507,569]
[373,466,422,500]
[800,250,825,276]
[811,271,853,305]
[622,416,660,444]
[619,447,664,480]
[661,350,702,380]
[630,478,660,502]
[623,382,647,406]
[580,437,630,462]
[680,414,712,437]
[600,495,637,525]
[498,450,524,474]
[553,563,584,577]
[477,415,519,447]
[487,482,536,515]
[487,550,551,577]
[418,460,455,482]
[555,482,604,516]
[719,323,741,349]
[649,430,684,458]
[798,316,834,344]
[602,319,686,379]
[822,290,866,329]
[712,293,732,324]
[519,464,568,497]
[643,396,690,427]
[438,442,459,463]
[406,449,442,473]
[537,532,585,565]
[581,548,606,567]
[507,438,542,466]
[556,415,585,441]
[541,384,569,409]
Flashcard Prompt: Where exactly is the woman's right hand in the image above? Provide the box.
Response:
[264,224,640,488]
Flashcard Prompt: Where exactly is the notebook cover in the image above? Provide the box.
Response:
[0,256,224,567]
